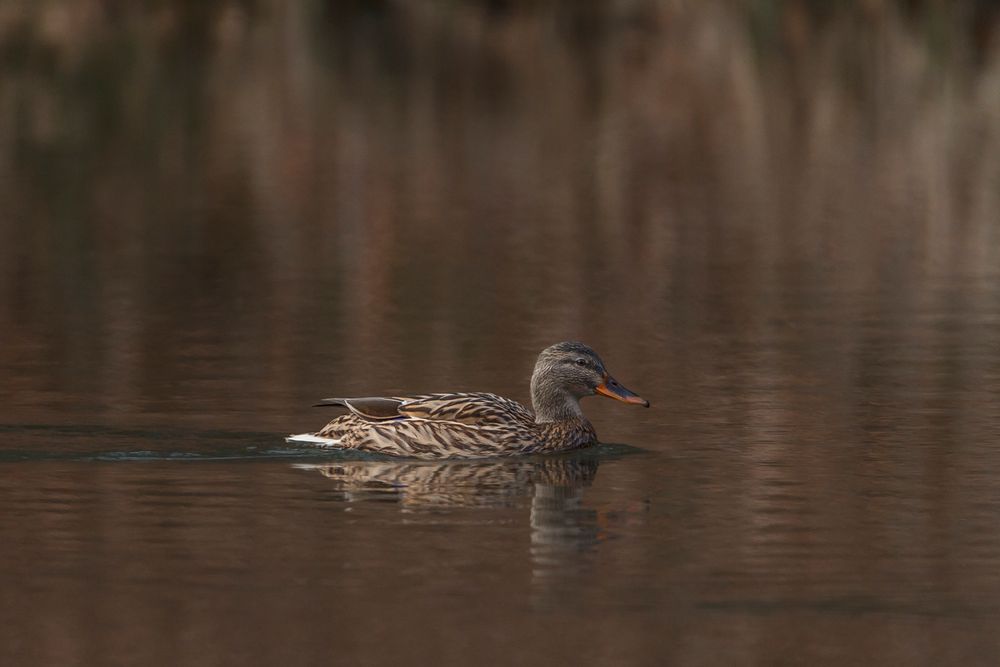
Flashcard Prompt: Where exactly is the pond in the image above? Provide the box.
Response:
[1,2,999,665]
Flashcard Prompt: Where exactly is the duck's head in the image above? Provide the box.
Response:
[530,341,649,423]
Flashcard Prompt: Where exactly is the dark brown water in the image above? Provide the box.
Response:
[3,2,1000,665]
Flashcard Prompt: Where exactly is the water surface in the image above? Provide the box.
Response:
[2,2,1000,665]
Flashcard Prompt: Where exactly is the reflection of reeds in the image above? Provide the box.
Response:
[0,0,997,432]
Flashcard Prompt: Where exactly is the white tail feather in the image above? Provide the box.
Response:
[286,433,341,447]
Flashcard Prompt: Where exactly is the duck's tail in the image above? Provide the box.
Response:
[286,433,341,447]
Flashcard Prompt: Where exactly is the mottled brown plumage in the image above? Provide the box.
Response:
[287,342,648,459]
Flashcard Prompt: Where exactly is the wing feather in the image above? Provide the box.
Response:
[313,397,406,420]
[398,393,533,426]
[309,392,541,459]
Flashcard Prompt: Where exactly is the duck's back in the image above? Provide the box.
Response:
[394,392,535,425]
[307,392,540,459]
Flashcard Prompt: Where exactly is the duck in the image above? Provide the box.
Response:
[286,341,649,459]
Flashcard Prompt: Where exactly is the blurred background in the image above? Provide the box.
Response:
[1,1,1000,665]
[1,0,998,432]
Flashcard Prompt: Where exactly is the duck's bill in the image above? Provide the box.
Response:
[595,376,650,407]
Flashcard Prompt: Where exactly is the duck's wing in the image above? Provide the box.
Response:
[301,393,539,458]
[313,397,407,420]
[397,392,534,426]
[311,392,533,427]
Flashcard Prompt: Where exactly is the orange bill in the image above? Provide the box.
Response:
[594,375,650,407]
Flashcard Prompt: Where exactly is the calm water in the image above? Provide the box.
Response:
[2,2,1000,665]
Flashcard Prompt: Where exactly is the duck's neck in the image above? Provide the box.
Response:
[530,377,586,423]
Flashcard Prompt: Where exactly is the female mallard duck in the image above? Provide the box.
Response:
[287,341,648,459]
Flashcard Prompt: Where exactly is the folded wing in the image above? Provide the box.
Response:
[313,397,407,420]
[397,392,534,426]
[308,392,539,459]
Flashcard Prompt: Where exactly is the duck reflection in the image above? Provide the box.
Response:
[294,453,646,604]
[297,456,601,584]
[294,455,599,509]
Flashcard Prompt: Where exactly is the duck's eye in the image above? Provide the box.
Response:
[574,358,588,367]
